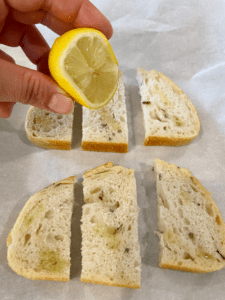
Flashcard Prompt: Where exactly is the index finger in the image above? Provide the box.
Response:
[6,0,113,39]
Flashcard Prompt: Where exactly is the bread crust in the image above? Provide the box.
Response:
[7,176,76,281]
[159,262,225,273]
[83,161,114,178]
[26,131,71,150]
[82,141,128,153]
[144,135,198,146]
[81,276,140,289]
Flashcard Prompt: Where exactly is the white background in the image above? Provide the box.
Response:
[1,0,225,299]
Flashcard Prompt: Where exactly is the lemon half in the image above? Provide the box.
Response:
[49,28,119,109]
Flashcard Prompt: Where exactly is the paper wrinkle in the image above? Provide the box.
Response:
[191,62,225,79]
[112,13,177,33]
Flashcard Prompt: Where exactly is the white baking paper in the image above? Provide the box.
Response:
[1,0,225,299]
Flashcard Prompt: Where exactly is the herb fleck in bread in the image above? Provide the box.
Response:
[25,106,74,150]
[82,71,128,153]
[81,162,141,288]
[154,158,225,273]
[136,68,200,146]
[7,176,76,281]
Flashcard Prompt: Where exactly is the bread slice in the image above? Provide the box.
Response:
[154,158,225,273]
[7,176,76,281]
[136,68,200,146]
[81,162,141,288]
[25,106,74,150]
[82,71,128,153]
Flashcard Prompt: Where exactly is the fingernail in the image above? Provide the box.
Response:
[48,94,74,114]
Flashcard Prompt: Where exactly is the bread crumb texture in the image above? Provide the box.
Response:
[154,158,225,273]
[25,106,74,150]
[81,162,141,288]
[7,176,76,281]
[82,71,128,153]
[137,69,200,146]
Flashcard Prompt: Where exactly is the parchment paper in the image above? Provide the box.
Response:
[1,1,225,299]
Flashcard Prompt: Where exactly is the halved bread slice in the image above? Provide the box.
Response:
[81,162,141,288]
[7,176,76,281]
[136,68,200,146]
[82,71,128,153]
[25,106,74,150]
[154,158,225,273]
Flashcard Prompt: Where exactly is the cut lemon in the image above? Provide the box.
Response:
[49,28,119,109]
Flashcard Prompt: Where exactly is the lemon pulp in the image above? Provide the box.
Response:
[49,28,118,109]
[62,35,118,107]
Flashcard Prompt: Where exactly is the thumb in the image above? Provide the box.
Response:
[0,59,74,116]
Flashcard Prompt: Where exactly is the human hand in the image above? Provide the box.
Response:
[0,0,113,118]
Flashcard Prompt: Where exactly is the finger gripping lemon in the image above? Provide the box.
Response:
[49,28,119,109]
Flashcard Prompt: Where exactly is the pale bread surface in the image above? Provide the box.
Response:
[7,176,76,281]
[81,162,141,288]
[25,106,74,150]
[154,158,225,273]
[82,71,128,153]
[137,68,200,146]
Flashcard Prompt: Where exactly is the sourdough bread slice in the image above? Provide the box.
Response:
[136,68,200,146]
[82,71,128,153]
[154,158,225,273]
[81,162,141,288]
[25,106,74,150]
[7,176,76,281]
